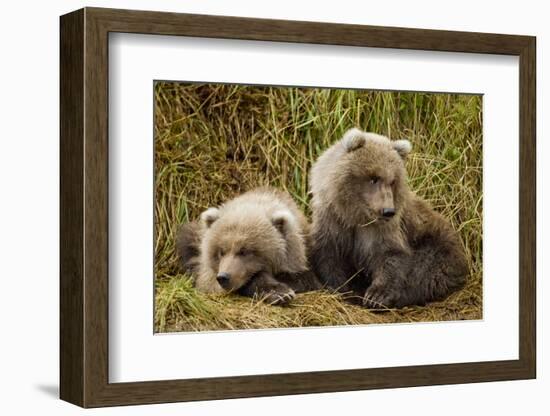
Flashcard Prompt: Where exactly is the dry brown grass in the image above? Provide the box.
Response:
[154,82,482,333]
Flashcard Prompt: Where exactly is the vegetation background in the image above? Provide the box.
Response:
[154,82,482,333]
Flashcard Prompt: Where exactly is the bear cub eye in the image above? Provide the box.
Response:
[237,248,251,256]
[369,176,380,185]
[217,248,226,258]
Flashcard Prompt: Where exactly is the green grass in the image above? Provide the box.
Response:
[154,82,482,333]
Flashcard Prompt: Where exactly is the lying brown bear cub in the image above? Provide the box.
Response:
[309,128,469,308]
[176,187,320,305]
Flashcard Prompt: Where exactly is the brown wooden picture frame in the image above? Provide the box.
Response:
[60,7,536,408]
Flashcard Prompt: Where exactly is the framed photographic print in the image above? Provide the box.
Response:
[60,7,536,408]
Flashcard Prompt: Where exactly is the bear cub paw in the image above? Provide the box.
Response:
[262,285,296,306]
[362,284,398,310]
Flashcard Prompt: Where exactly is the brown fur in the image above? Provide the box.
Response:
[309,128,468,308]
[175,221,202,275]
[175,187,320,305]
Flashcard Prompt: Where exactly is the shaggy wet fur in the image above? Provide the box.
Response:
[309,128,468,308]
[176,187,320,305]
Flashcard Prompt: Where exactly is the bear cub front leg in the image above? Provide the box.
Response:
[238,271,296,305]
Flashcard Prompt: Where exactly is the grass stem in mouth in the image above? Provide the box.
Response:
[360,218,378,227]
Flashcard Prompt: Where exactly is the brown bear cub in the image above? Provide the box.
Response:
[176,187,320,305]
[309,128,468,308]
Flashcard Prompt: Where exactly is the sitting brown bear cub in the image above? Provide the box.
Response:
[176,187,319,305]
[309,128,468,308]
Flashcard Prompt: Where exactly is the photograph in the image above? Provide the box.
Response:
[153,82,483,333]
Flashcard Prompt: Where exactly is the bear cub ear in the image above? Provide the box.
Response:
[271,210,295,234]
[201,207,220,228]
[393,139,412,159]
[342,128,367,152]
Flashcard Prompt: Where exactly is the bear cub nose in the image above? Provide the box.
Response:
[381,208,395,218]
[216,272,231,285]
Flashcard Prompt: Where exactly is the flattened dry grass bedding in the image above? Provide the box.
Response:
[154,82,483,333]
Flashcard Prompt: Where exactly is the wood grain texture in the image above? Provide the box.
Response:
[89,7,531,54]
[518,38,536,376]
[83,9,110,406]
[59,8,84,407]
[59,7,537,408]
